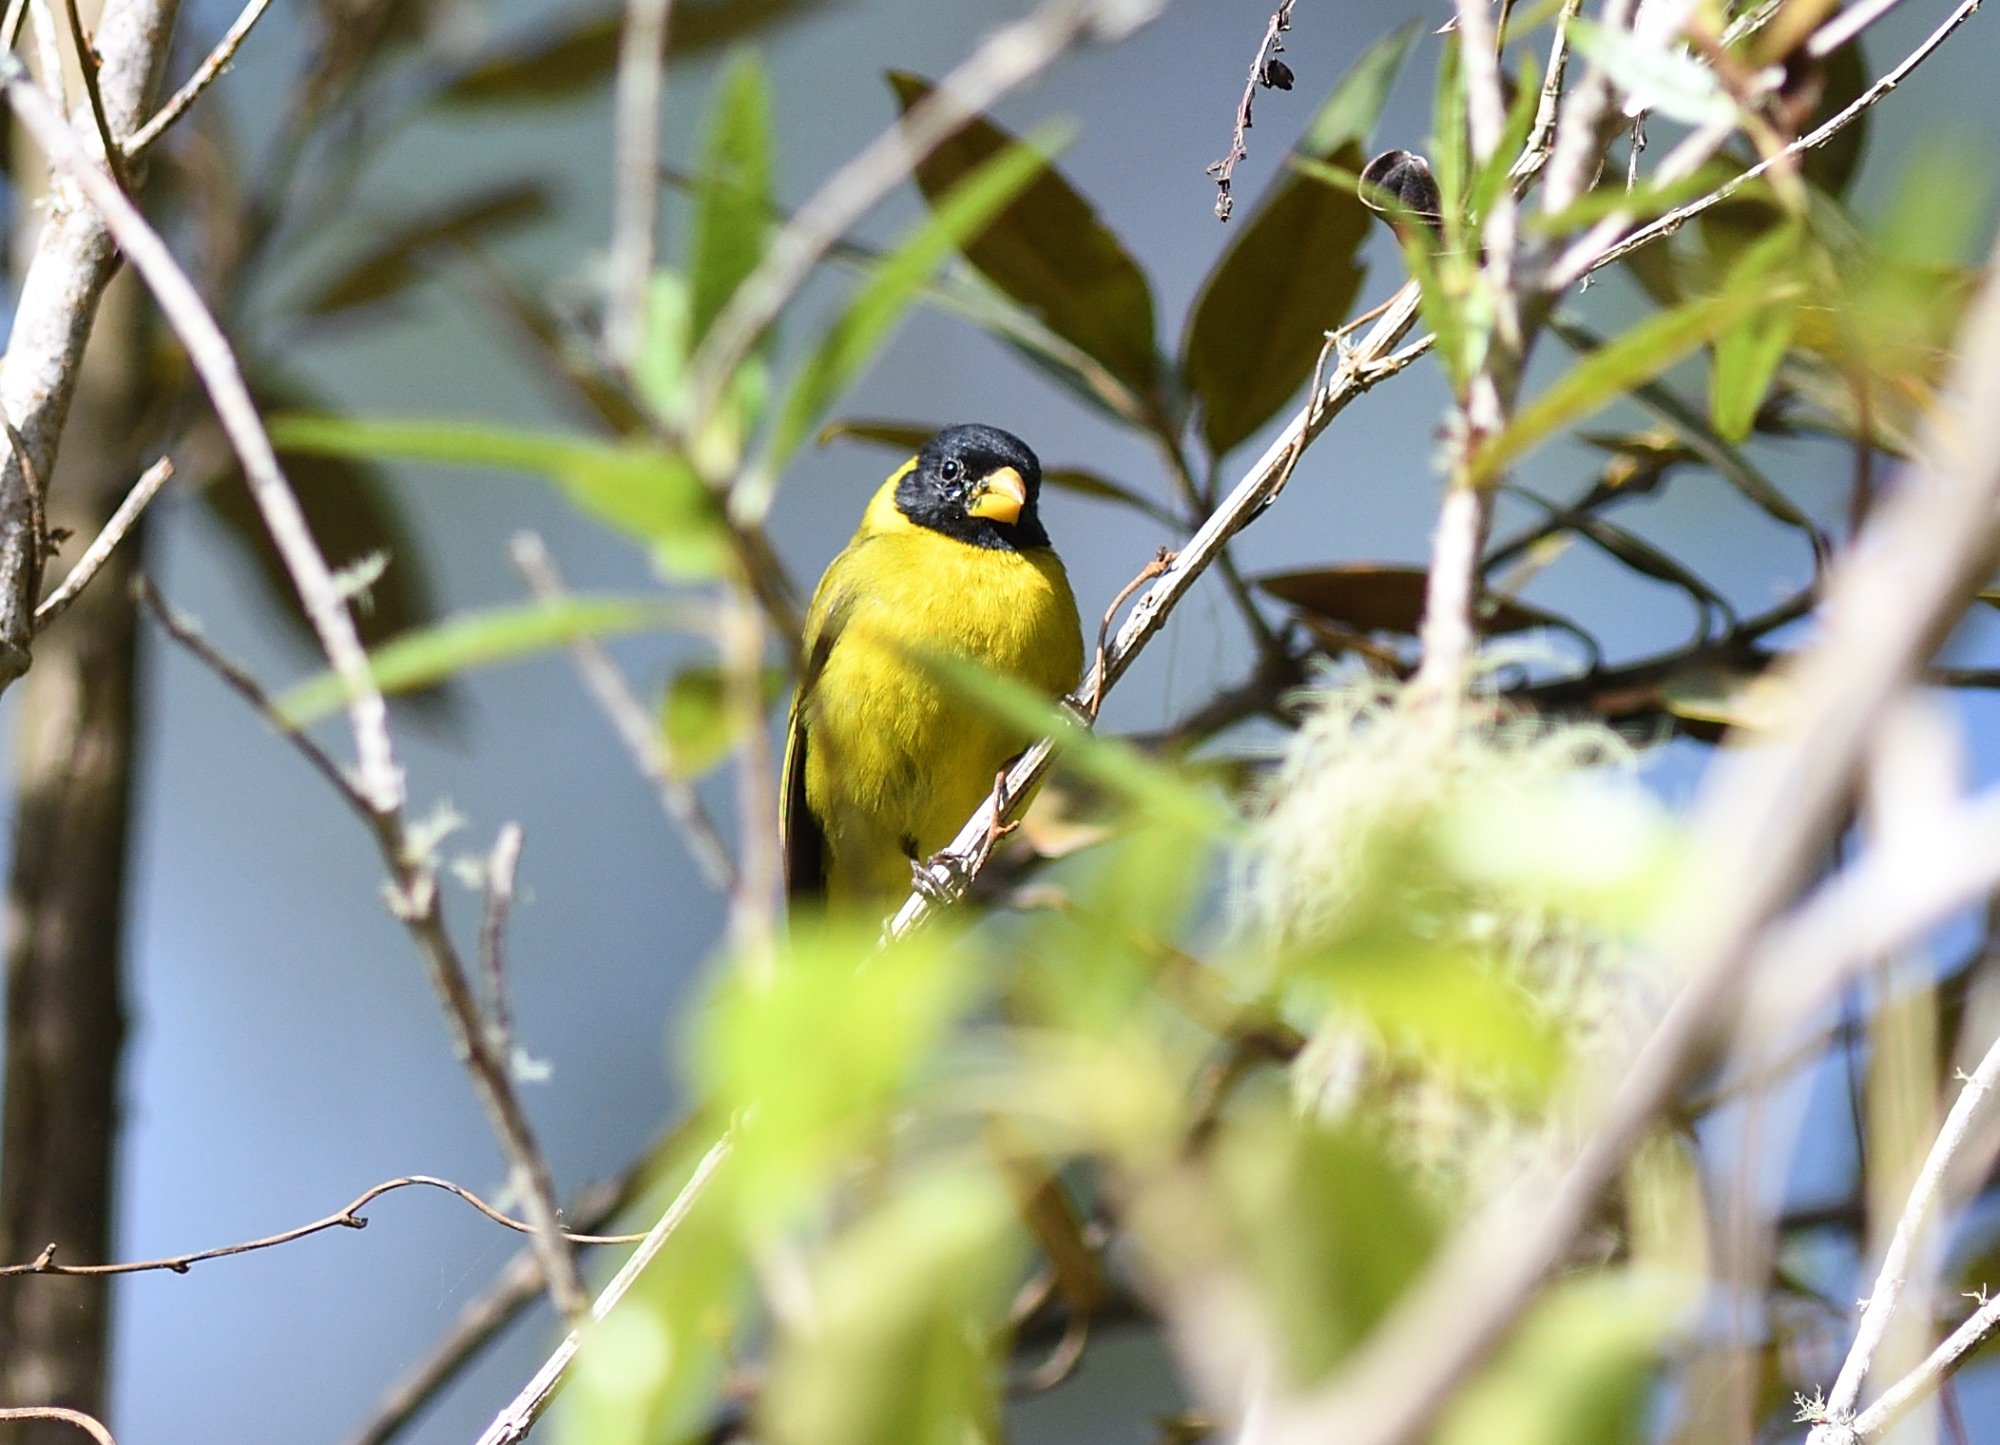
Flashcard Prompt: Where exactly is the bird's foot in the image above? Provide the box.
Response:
[985,768,1020,848]
[910,852,970,904]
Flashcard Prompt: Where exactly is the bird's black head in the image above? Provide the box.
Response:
[894,424,1050,551]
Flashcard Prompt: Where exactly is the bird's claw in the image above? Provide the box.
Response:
[910,852,970,903]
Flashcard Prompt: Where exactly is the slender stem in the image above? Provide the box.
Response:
[473,1133,734,1445]
[605,0,674,371]
[509,532,739,896]
[59,0,126,189]
[31,455,170,629]
[123,0,275,157]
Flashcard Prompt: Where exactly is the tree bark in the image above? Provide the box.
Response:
[0,2,179,1439]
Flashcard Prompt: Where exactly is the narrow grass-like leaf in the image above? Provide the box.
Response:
[925,653,1231,837]
[889,72,1159,401]
[768,129,1063,469]
[689,52,774,345]
[269,414,730,575]
[279,596,690,724]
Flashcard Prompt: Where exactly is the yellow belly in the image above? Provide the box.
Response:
[801,531,1082,904]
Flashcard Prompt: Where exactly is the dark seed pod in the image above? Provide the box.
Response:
[1359,149,1443,234]
[1262,58,1295,90]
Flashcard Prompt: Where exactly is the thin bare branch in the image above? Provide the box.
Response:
[1846,1293,2000,1441]
[478,823,525,1053]
[31,455,169,629]
[604,0,673,371]
[1204,0,1298,222]
[0,1407,116,1445]
[122,0,275,157]
[474,1131,734,1445]
[1807,1025,2000,1439]
[1,51,403,814]
[0,1173,646,1279]
[59,0,126,189]
[507,532,738,894]
[1576,0,1983,284]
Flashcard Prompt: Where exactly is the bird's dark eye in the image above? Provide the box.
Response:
[938,457,964,483]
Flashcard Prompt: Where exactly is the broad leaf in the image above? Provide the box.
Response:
[279,596,690,724]
[1568,17,1735,126]
[660,662,787,778]
[269,414,730,576]
[298,183,551,317]
[438,0,830,107]
[1181,24,1415,458]
[1257,565,1573,638]
[768,130,1061,469]
[1710,291,1800,442]
[690,51,775,345]
[889,72,1160,402]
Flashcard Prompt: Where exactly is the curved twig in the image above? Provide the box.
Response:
[0,1174,649,1279]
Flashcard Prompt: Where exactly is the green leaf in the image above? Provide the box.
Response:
[438,0,830,107]
[278,596,690,725]
[660,663,788,778]
[1436,1272,1690,1445]
[1550,318,1822,542]
[698,919,983,1222]
[1710,290,1800,442]
[888,72,1160,401]
[1475,282,1785,484]
[764,1171,1015,1445]
[1803,38,1870,197]
[1181,25,1416,458]
[268,414,731,576]
[297,183,551,317]
[1219,1112,1441,1384]
[689,51,775,346]
[768,128,1063,469]
[924,653,1231,838]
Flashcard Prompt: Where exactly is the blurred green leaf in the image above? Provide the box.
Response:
[698,918,982,1222]
[278,596,691,725]
[660,663,787,778]
[1436,1272,1689,1445]
[1476,226,1802,483]
[1711,290,1800,443]
[762,1170,1015,1445]
[1466,52,1540,234]
[269,414,731,576]
[1182,24,1415,457]
[1286,938,1568,1099]
[926,653,1232,838]
[889,71,1160,401]
[559,1139,745,1445]
[1551,319,1823,544]
[298,183,551,317]
[1219,1112,1441,1384]
[438,0,831,107]
[769,129,1062,468]
[690,51,775,347]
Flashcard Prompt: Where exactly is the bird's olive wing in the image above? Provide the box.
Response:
[780,583,854,904]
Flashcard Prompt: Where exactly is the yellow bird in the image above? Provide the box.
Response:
[782,424,1083,909]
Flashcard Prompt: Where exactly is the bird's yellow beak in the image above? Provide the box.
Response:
[966,466,1027,525]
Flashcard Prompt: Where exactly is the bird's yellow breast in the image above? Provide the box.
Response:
[795,515,1082,904]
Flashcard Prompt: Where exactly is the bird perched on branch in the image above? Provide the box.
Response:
[782,424,1083,909]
